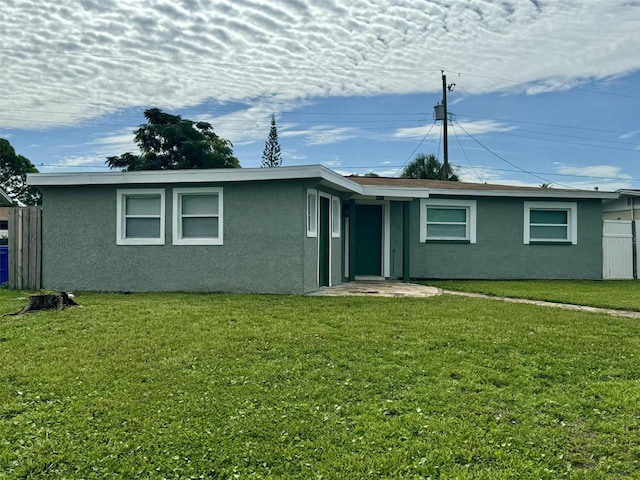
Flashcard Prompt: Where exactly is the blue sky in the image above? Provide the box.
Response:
[1,0,639,190]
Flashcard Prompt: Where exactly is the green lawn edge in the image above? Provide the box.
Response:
[423,280,640,312]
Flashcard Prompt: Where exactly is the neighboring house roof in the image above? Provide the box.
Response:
[27,165,618,200]
[616,189,640,197]
[0,189,12,206]
[347,176,617,199]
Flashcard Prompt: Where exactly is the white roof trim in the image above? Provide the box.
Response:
[0,188,13,206]
[27,165,618,200]
[359,186,430,199]
[28,164,364,193]
[427,187,618,200]
[617,189,640,197]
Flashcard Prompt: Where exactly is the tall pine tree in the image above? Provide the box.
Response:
[261,114,282,167]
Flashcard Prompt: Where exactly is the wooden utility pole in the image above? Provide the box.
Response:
[441,71,449,180]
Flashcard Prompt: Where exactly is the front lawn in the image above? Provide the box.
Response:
[1,291,639,478]
[427,280,640,311]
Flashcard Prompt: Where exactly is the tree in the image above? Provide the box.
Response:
[0,138,40,205]
[261,114,282,167]
[106,108,240,171]
[400,153,459,181]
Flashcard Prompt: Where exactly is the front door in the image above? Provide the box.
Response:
[319,196,330,286]
[355,204,382,276]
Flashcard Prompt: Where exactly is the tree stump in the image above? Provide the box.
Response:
[5,292,78,316]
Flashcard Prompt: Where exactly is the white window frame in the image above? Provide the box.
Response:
[331,196,341,238]
[116,188,165,246]
[420,199,477,243]
[307,189,318,238]
[172,187,223,245]
[524,201,577,245]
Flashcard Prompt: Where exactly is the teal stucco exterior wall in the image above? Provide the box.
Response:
[409,196,604,280]
[40,180,321,294]
[389,201,406,279]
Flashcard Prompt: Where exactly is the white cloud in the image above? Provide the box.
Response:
[620,130,640,140]
[553,163,632,181]
[56,155,107,167]
[2,0,639,129]
[394,119,513,140]
[283,126,356,145]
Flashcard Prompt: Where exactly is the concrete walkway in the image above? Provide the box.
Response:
[309,281,640,318]
[444,290,640,319]
[309,281,441,297]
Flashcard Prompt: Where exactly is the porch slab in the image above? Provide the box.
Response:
[308,281,442,297]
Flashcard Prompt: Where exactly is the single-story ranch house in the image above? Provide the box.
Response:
[27,165,617,294]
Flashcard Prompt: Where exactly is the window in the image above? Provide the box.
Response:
[524,201,577,244]
[117,189,165,245]
[307,189,317,237]
[331,196,341,237]
[420,199,476,243]
[173,187,223,245]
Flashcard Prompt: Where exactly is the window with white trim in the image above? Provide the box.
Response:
[173,187,223,245]
[420,199,477,243]
[116,189,165,245]
[331,196,341,237]
[524,201,577,244]
[307,189,317,237]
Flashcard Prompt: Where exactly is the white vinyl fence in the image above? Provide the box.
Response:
[602,220,638,280]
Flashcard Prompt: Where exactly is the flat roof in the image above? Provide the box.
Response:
[349,176,618,199]
[28,166,618,200]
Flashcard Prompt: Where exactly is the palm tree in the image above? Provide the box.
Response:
[401,153,459,181]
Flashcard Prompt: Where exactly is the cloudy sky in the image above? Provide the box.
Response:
[1,0,639,189]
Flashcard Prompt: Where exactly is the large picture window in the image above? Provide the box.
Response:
[420,199,477,243]
[173,187,223,245]
[524,201,577,244]
[116,189,165,245]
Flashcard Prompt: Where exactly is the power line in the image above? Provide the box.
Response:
[455,112,633,135]
[446,69,640,99]
[453,119,571,188]
[393,122,437,177]
[451,123,483,183]
[492,130,639,152]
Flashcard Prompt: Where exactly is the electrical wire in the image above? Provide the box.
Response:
[445,69,640,99]
[451,123,483,183]
[392,122,437,177]
[453,119,573,188]
[490,130,639,152]
[454,112,633,136]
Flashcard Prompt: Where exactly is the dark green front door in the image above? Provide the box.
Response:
[319,196,330,287]
[355,204,382,276]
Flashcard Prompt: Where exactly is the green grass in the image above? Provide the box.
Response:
[427,280,640,311]
[1,290,639,479]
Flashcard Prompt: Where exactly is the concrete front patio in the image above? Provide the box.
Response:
[308,281,442,297]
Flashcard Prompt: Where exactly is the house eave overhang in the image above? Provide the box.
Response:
[27,164,365,194]
[616,190,640,197]
[427,187,618,200]
[356,186,430,199]
[27,166,619,201]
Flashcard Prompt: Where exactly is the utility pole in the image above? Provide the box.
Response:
[434,71,455,180]
[441,71,449,180]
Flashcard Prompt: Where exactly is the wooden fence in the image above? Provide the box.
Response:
[8,206,42,290]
